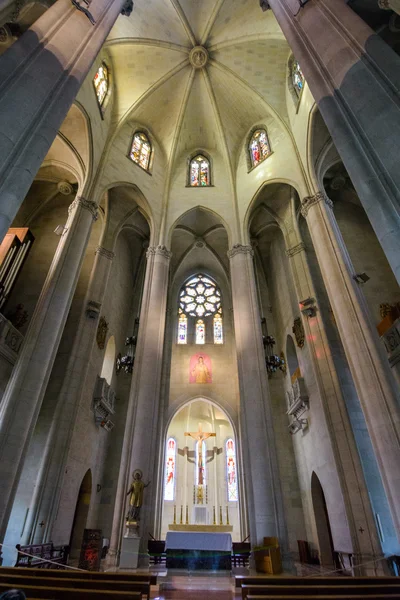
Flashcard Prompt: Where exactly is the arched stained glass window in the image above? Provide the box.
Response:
[249,129,271,168]
[164,437,176,501]
[93,62,109,107]
[292,59,304,98]
[196,319,205,344]
[177,310,187,344]
[196,440,207,486]
[130,132,152,171]
[190,155,210,187]
[226,438,238,502]
[213,311,223,344]
[179,274,221,318]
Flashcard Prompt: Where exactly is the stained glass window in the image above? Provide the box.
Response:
[179,274,221,318]
[226,438,238,502]
[292,60,304,98]
[196,440,207,486]
[177,310,187,344]
[164,437,176,501]
[249,129,271,168]
[190,155,210,187]
[213,311,223,344]
[196,319,205,344]
[130,132,152,171]
[93,63,109,107]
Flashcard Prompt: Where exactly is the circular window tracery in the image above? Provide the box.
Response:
[179,274,221,317]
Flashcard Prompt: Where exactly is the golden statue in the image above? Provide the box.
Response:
[126,469,150,522]
[191,356,210,383]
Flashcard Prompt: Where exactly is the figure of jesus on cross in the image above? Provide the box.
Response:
[185,422,216,485]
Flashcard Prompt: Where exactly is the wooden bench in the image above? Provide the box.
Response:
[15,544,69,568]
[0,583,142,600]
[0,574,150,600]
[236,576,400,588]
[0,567,156,585]
[241,584,400,599]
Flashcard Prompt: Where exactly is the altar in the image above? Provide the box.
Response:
[165,531,232,570]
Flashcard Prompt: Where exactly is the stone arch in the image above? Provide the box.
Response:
[101,335,116,385]
[311,471,334,566]
[286,334,299,378]
[69,469,93,560]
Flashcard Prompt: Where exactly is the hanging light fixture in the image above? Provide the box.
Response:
[116,318,139,374]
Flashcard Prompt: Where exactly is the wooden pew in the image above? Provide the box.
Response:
[236,576,400,588]
[242,584,400,599]
[0,574,150,600]
[0,567,156,585]
[0,583,141,600]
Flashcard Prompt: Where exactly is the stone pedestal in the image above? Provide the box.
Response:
[119,537,140,570]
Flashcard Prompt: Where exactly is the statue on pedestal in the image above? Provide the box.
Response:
[126,469,150,523]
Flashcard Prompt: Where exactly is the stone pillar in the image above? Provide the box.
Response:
[21,244,115,545]
[0,0,128,243]
[228,244,287,549]
[106,245,171,567]
[267,0,400,282]
[0,196,98,541]
[301,191,400,541]
[284,227,385,571]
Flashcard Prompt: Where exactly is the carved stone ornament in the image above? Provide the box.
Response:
[189,46,209,69]
[227,244,254,259]
[57,181,73,196]
[300,192,333,218]
[95,246,115,261]
[292,317,305,349]
[121,0,133,15]
[286,242,306,257]
[146,245,172,260]
[96,316,109,349]
[68,196,98,221]
[86,300,101,319]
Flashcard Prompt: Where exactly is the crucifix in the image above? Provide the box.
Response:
[185,422,216,485]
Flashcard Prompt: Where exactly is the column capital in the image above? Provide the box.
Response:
[95,246,115,261]
[146,245,172,260]
[68,196,98,221]
[286,242,306,257]
[227,244,254,259]
[300,192,333,218]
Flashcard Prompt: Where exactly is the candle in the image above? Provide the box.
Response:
[173,505,176,525]
[213,506,216,525]
[226,505,229,526]
[180,505,183,524]
[186,504,189,525]
[219,505,223,526]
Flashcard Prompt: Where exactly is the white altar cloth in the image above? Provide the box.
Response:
[165,531,232,552]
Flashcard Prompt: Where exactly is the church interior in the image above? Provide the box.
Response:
[0,0,400,597]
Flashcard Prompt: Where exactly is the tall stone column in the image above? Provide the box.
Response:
[267,0,400,282]
[284,228,385,571]
[0,0,129,243]
[0,196,98,541]
[301,191,400,541]
[21,244,115,545]
[106,245,171,567]
[228,244,287,549]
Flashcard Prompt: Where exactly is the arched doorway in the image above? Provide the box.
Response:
[161,399,241,540]
[69,469,92,559]
[100,335,115,384]
[311,471,334,566]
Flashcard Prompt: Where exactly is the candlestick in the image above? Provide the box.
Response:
[213,505,216,525]
[219,505,223,525]
[186,504,189,525]
[173,505,176,525]
[226,505,229,525]
[180,505,183,524]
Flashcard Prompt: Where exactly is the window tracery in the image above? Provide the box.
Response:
[93,62,109,108]
[291,59,304,98]
[179,274,221,318]
[177,310,187,344]
[213,311,223,344]
[249,129,271,168]
[195,319,205,344]
[190,155,210,187]
[130,132,152,171]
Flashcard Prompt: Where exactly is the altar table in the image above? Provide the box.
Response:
[165,531,232,570]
